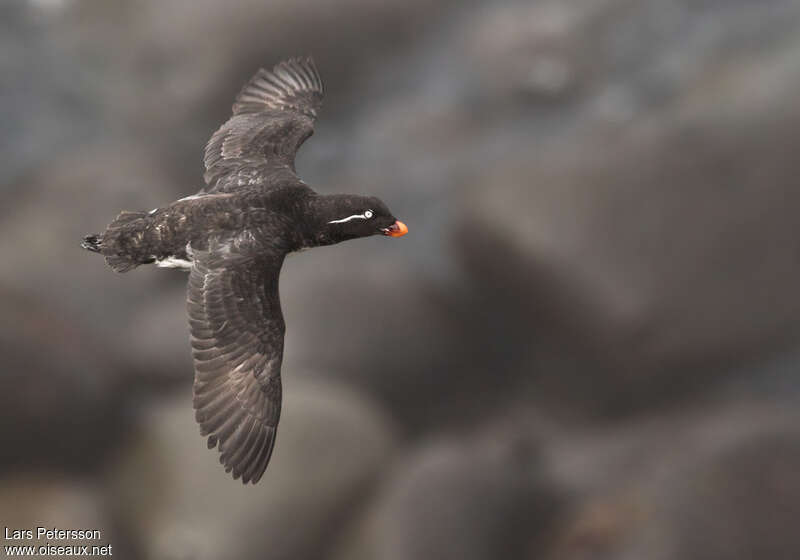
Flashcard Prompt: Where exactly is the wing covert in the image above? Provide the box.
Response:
[187,237,286,484]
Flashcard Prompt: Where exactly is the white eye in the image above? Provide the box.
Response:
[364,210,374,218]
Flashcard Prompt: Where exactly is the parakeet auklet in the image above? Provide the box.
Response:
[81,57,408,484]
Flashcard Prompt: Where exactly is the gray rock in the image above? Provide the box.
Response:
[456,104,800,413]
[0,475,113,554]
[543,404,800,560]
[105,378,397,560]
[332,417,559,560]
[446,0,800,413]
[0,286,130,471]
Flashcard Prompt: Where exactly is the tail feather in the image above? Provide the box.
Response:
[82,210,151,273]
[81,234,101,253]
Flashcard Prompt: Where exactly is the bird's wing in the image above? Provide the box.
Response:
[203,56,324,193]
[187,236,286,484]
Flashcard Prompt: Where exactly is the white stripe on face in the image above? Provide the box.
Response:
[328,211,372,224]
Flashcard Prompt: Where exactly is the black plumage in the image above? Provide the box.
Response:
[82,57,408,484]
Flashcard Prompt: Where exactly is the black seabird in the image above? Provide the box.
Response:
[82,57,408,484]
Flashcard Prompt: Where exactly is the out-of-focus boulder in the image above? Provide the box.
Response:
[0,286,130,473]
[0,474,112,553]
[280,247,470,432]
[331,416,560,560]
[543,403,800,560]
[105,378,397,560]
[456,107,800,414]
[452,5,800,411]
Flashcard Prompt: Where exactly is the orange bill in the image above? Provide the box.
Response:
[384,220,408,237]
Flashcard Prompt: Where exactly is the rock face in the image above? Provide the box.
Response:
[543,404,800,560]
[106,379,396,560]
[455,107,800,414]
[331,418,559,560]
[4,0,800,558]
[0,286,130,473]
[0,476,111,553]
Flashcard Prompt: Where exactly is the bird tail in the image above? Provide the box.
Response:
[82,210,150,273]
[81,234,102,253]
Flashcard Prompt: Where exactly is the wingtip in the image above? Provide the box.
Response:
[276,54,317,71]
[281,53,315,67]
[232,55,324,117]
[274,55,324,93]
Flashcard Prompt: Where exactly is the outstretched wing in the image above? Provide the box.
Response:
[203,56,324,193]
[187,237,286,484]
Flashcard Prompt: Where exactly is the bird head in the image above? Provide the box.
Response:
[314,194,407,245]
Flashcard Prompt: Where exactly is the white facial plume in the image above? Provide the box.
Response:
[328,210,374,224]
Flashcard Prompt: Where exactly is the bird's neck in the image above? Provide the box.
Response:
[294,194,338,249]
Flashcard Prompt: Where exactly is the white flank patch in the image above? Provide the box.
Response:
[178,194,204,202]
[156,257,193,270]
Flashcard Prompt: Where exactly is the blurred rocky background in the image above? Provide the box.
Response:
[3,0,800,558]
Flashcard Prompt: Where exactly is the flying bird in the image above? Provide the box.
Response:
[82,57,408,484]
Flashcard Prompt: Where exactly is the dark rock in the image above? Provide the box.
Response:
[333,415,560,560]
[0,287,131,473]
[105,379,396,560]
[0,475,113,553]
[543,404,800,560]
